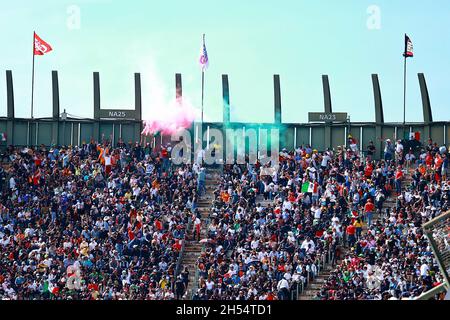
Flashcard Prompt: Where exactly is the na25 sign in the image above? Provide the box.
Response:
[99,110,137,120]
[308,112,348,123]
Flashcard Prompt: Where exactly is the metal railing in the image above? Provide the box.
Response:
[414,283,448,300]
[174,217,192,280]
[290,246,336,300]
[190,243,206,299]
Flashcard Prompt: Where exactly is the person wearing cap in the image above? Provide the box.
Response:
[384,139,395,162]
[276,274,290,300]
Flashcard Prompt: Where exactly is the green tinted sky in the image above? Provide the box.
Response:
[1,0,449,123]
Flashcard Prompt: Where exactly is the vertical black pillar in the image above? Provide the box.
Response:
[322,75,332,149]
[372,74,384,123]
[175,73,190,146]
[418,73,433,141]
[176,73,182,100]
[418,73,433,123]
[274,75,282,124]
[52,71,60,146]
[135,73,142,144]
[222,75,230,124]
[93,72,100,143]
[322,75,333,114]
[6,71,14,119]
[175,73,192,156]
[372,74,384,159]
[52,71,60,120]
[6,71,14,146]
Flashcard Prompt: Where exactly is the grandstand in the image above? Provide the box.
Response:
[1,68,450,301]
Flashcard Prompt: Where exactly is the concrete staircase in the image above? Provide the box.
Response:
[297,265,338,300]
[180,168,221,299]
[379,171,413,220]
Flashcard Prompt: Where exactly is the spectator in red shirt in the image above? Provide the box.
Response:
[364,199,375,227]
[395,166,404,194]
[346,224,356,248]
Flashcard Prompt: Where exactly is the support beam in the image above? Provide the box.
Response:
[222,74,230,124]
[6,70,14,146]
[93,72,100,143]
[135,73,142,121]
[135,73,142,143]
[371,74,384,123]
[322,75,332,148]
[93,72,101,119]
[418,73,433,142]
[274,75,282,124]
[51,71,60,146]
[322,75,332,113]
[176,73,182,100]
[372,74,384,159]
[6,71,14,119]
[418,73,433,123]
[52,71,60,120]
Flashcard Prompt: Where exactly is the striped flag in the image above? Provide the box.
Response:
[404,34,413,58]
[199,34,209,71]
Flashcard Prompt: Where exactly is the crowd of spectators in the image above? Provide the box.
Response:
[1,134,448,301]
[0,141,199,300]
[192,136,449,300]
[316,138,449,300]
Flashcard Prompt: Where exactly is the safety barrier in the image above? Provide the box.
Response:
[174,217,192,279]
[290,244,336,300]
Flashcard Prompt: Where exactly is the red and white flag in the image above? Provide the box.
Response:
[34,32,53,56]
[404,34,413,58]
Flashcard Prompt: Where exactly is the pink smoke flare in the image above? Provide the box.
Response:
[142,97,197,136]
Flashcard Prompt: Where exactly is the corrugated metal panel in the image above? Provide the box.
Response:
[99,123,113,144]
[362,127,376,151]
[311,127,325,151]
[349,126,360,146]
[283,126,295,150]
[113,124,121,146]
[331,127,345,150]
[38,123,52,146]
[297,127,310,147]
[121,124,135,144]
[72,123,79,146]
[446,125,450,146]
[30,123,36,146]
[13,121,28,146]
[80,123,94,144]
[382,127,395,142]
[431,125,444,146]
[0,122,7,147]
[58,122,72,146]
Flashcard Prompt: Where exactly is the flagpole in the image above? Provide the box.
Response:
[403,54,407,138]
[201,71,205,124]
[31,31,36,119]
